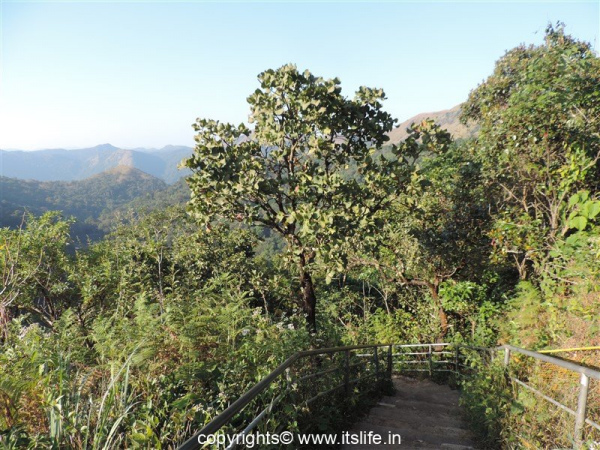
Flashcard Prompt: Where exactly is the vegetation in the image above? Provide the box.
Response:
[184,64,427,332]
[1,23,598,449]
[457,24,600,448]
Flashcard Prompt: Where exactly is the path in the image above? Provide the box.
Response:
[342,376,478,449]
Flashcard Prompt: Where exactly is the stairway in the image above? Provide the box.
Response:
[342,376,478,449]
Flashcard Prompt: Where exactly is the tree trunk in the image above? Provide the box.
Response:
[298,255,317,333]
[0,302,10,342]
[429,283,449,337]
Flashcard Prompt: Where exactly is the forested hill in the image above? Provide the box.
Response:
[0,144,192,183]
[97,177,190,228]
[0,166,168,240]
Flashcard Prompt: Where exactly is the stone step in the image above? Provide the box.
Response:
[341,376,478,449]
[378,396,463,413]
[364,404,470,430]
[441,444,477,450]
[359,418,474,443]
[392,378,460,397]
[381,391,461,408]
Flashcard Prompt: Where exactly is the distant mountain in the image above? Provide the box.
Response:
[387,104,479,145]
[0,166,167,241]
[0,144,192,184]
[0,106,476,185]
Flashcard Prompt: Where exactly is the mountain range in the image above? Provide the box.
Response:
[0,144,192,184]
[0,105,478,242]
[0,105,477,184]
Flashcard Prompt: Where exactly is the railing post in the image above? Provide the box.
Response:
[503,347,511,368]
[428,344,433,376]
[344,350,350,394]
[374,347,380,380]
[574,373,589,449]
[454,345,460,374]
[387,345,393,379]
[285,367,292,392]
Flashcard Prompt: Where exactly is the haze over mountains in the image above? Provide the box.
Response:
[0,105,477,241]
[0,105,477,184]
[0,144,192,184]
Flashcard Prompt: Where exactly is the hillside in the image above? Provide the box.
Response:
[0,166,167,240]
[97,177,190,229]
[0,144,192,184]
[387,104,479,145]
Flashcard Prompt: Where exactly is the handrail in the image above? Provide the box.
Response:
[177,342,599,450]
[177,343,399,450]
[538,346,600,354]
[498,344,600,448]
[498,344,600,380]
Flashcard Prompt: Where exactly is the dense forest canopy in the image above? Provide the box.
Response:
[1,24,599,448]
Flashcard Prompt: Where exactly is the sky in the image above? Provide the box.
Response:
[0,0,598,150]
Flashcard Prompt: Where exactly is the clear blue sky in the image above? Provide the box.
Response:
[1,0,598,150]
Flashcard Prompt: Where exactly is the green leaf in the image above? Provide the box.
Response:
[565,233,584,246]
[568,193,581,207]
[568,216,587,231]
[325,271,334,284]
[583,200,600,219]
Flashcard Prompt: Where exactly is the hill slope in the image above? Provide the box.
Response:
[387,104,478,145]
[97,177,191,230]
[0,166,167,240]
[0,144,192,184]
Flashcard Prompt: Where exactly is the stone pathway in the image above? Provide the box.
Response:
[342,376,478,449]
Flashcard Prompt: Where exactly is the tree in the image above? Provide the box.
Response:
[348,121,492,337]
[461,23,600,278]
[183,64,413,331]
[0,212,73,339]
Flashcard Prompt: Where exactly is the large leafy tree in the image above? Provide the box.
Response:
[183,64,413,331]
[462,24,600,278]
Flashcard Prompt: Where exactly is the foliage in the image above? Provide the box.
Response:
[462,23,600,279]
[183,64,418,330]
[345,122,500,340]
[2,24,600,448]
[449,24,600,447]
[0,208,321,448]
[460,356,513,449]
[0,212,73,336]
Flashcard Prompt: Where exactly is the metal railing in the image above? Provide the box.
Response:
[499,344,600,448]
[177,342,456,450]
[177,342,600,450]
